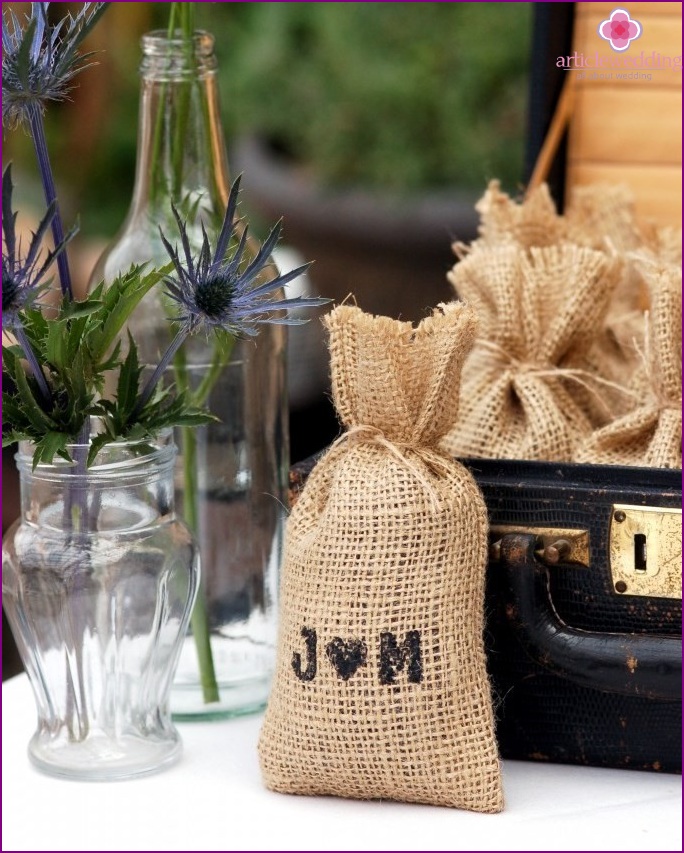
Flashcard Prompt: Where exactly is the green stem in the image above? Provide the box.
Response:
[172,333,235,706]
[172,80,192,198]
[167,3,179,36]
[172,4,195,198]
[191,339,235,408]
[150,4,196,208]
[149,84,167,209]
[181,422,220,704]
[159,4,233,707]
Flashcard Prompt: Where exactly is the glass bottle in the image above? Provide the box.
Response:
[90,31,287,719]
[1,431,198,780]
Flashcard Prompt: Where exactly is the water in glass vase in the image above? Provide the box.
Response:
[168,357,284,719]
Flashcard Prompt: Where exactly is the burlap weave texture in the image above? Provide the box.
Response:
[443,243,620,461]
[576,263,682,468]
[258,303,503,812]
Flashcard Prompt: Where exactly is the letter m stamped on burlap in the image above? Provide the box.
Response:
[378,630,423,685]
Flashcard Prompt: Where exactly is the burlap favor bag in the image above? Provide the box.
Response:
[469,179,641,257]
[464,179,564,251]
[576,263,682,468]
[442,243,620,461]
[457,182,651,415]
[258,303,503,813]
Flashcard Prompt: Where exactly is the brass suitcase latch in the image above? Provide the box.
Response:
[610,505,682,600]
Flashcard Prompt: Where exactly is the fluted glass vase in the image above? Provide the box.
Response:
[1,431,199,780]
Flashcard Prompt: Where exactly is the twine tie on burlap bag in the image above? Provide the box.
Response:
[327,425,443,512]
[443,242,623,461]
[575,260,681,468]
[477,339,637,418]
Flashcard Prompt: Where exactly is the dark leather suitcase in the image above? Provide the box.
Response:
[289,455,682,774]
[465,457,681,774]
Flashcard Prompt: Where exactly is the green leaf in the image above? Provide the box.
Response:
[171,411,217,427]
[2,392,31,431]
[3,433,25,448]
[18,309,50,360]
[32,432,71,469]
[91,265,169,362]
[10,361,56,433]
[86,432,113,468]
[62,299,104,318]
[96,339,122,374]
[72,3,110,50]
[2,343,26,360]
[45,319,69,369]
[116,334,142,421]
[15,18,37,89]
[2,345,18,372]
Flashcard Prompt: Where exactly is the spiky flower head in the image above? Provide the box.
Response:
[2,2,108,129]
[2,164,72,330]
[159,176,327,338]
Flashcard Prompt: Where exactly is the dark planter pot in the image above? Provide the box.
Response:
[232,136,479,321]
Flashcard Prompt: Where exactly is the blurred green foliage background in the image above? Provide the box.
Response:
[3,2,532,239]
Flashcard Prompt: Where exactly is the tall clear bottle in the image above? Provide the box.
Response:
[90,31,288,719]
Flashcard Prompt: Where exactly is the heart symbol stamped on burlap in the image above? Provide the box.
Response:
[325,637,368,681]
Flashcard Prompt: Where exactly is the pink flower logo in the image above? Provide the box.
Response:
[598,8,642,52]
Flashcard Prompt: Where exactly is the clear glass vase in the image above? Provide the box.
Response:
[1,431,199,780]
[90,31,288,719]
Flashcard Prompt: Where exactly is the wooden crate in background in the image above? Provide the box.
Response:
[567,1,682,227]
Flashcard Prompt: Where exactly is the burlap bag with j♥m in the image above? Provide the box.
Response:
[258,303,503,813]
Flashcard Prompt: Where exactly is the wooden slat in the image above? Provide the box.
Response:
[571,5,682,89]
[567,161,682,226]
[569,87,682,166]
[575,2,683,19]
[565,2,682,227]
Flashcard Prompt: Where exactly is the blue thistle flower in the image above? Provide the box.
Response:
[2,163,74,406]
[2,164,72,331]
[2,2,104,299]
[134,177,328,415]
[159,176,324,337]
[2,2,108,129]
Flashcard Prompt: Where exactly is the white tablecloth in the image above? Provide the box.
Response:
[2,674,681,852]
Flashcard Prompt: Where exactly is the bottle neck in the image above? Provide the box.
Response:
[130,30,230,230]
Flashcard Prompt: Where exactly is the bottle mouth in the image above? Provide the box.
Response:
[140,30,217,77]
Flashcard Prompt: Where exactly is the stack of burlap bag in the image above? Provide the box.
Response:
[443,180,682,469]
[258,181,679,816]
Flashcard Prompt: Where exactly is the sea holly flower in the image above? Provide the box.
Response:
[2,163,74,406]
[134,177,328,413]
[160,177,321,337]
[2,1,107,299]
[598,8,641,52]
[2,1,108,128]
[2,165,72,331]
